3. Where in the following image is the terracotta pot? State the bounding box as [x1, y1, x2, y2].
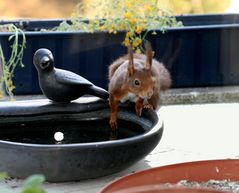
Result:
[101, 159, 239, 193]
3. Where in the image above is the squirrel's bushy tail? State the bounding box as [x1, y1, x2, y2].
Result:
[158, 63, 172, 91]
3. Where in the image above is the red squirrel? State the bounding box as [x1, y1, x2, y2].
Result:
[108, 42, 171, 130]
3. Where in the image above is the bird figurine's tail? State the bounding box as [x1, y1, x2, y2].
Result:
[88, 85, 109, 100]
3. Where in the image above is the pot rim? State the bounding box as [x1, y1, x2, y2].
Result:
[101, 159, 239, 193]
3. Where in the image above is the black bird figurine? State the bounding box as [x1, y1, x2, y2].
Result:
[33, 48, 109, 102]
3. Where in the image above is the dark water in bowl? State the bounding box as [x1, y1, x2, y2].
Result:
[0, 120, 146, 144]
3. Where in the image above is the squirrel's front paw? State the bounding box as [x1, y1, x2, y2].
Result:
[143, 104, 153, 109]
[110, 118, 118, 130]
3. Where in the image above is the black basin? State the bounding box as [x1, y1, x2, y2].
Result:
[0, 98, 163, 182]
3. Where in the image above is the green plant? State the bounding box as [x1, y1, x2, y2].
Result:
[0, 172, 9, 180]
[56, 0, 182, 52]
[22, 175, 46, 193]
[0, 173, 47, 193]
[0, 172, 12, 193]
[0, 24, 26, 99]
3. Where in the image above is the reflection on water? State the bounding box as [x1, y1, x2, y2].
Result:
[0, 120, 145, 144]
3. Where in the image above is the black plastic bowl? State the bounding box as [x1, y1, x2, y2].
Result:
[0, 98, 163, 182]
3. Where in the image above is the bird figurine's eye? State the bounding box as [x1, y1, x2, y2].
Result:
[134, 79, 141, 86]
[40, 61, 50, 69]
[40, 56, 51, 69]
[42, 61, 50, 67]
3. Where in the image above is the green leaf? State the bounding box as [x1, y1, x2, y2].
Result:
[22, 175, 46, 193]
[23, 174, 45, 187]
[22, 187, 46, 193]
[0, 172, 9, 180]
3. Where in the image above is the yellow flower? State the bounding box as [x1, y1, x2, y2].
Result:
[135, 26, 143, 34]
[126, 31, 133, 37]
[99, 25, 105, 31]
[129, 18, 137, 25]
[109, 26, 116, 33]
[124, 12, 133, 19]
[126, 2, 132, 8]
[132, 37, 142, 48]
[109, 29, 114, 33]
[123, 38, 131, 47]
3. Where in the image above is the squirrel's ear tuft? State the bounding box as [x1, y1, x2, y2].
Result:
[145, 41, 153, 70]
[128, 46, 134, 76]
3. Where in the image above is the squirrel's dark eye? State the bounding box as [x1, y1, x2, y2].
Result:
[134, 79, 140, 86]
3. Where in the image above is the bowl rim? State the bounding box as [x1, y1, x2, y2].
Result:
[0, 116, 162, 148]
[0, 98, 163, 148]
